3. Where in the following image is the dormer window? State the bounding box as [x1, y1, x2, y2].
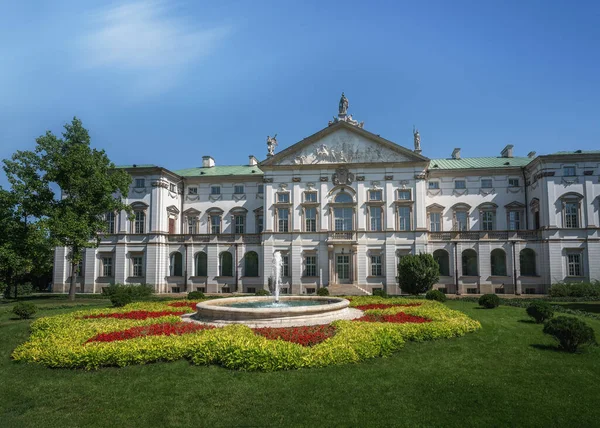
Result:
[397, 189, 411, 200]
[564, 166, 576, 177]
[135, 178, 145, 188]
[369, 190, 382, 201]
[277, 192, 290, 203]
[304, 191, 317, 203]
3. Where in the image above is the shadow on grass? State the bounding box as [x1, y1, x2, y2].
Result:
[559, 303, 600, 314]
[530, 344, 563, 352]
[518, 319, 537, 324]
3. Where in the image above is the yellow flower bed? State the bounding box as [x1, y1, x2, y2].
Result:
[12, 298, 480, 371]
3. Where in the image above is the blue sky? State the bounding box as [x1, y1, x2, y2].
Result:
[1, 0, 599, 186]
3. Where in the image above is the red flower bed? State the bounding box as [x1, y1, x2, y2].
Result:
[82, 310, 186, 320]
[86, 322, 213, 343]
[355, 312, 431, 324]
[168, 302, 200, 310]
[354, 303, 422, 311]
[252, 325, 336, 347]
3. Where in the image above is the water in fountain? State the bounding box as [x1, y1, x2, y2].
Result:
[271, 251, 283, 303]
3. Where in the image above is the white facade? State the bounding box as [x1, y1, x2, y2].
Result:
[53, 98, 600, 295]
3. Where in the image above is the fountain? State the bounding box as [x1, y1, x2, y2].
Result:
[185, 251, 363, 327]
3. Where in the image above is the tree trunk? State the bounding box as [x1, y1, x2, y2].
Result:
[68, 260, 77, 301]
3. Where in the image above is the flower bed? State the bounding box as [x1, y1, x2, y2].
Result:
[12, 297, 481, 371]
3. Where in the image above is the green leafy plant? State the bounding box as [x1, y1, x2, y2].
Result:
[12, 302, 37, 319]
[102, 284, 154, 301]
[526, 301, 554, 323]
[397, 253, 440, 295]
[425, 289, 447, 302]
[187, 291, 205, 300]
[549, 282, 600, 298]
[255, 289, 271, 296]
[110, 289, 133, 307]
[543, 316, 596, 353]
[3, 282, 33, 299]
[317, 287, 330, 296]
[478, 294, 500, 309]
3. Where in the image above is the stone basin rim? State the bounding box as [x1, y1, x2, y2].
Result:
[195, 296, 349, 316]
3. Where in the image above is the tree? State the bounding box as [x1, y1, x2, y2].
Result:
[397, 253, 440, 295]
[3, 118, 131, 300]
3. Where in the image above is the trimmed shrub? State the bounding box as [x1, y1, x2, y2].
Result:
[317, 287, 330, 296]
[110, 289, 133, 307]
[543, 316, 596, 353]
[255, 289, 271, 296]
[3, 283, 33, 299]
[102, 284, 154, 301]
[397, 253, 440, 295]
[12, 302, 37, 319]
[526, 301, 554, 323]
[425, 289, 447, 303]
[549, 282, 600, 298]
[187, 291, 205, 300]
[478, 294, 500, 309]
[372, 289, 388, 298]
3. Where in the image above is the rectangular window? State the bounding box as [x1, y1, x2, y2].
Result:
[455, 211, 468, 231]
[508, 211, 521, 230]
[371, 255, 382, 276]
[135, 178, 145, 188]
[168, 218, 176, 234]
[508, 178, 520, 187]
[211, 215, 221, 234]
[369, 190, 382, 201]
[282, 254, 289, 277]
[132, 256, 144, 277]
[429, 212, 441, 231]
[234, 215, 245, 234]
[370, 206, 382, 231]
[397, 190, 411, 200]
[210, 186, 221, 195]
[454, 180, 466, 189]
[565, 202, 579, 228]
[72, 259, 84, 277]
[169, 183, 176, 192]
[334, 207, 353, 231]
[482, 211, 495, 231]
[134, 211, 145, 234]
[564, 166, 576, 177]
[188, 187, 197, 195]
[304, 192, 317, 202]
[257, 184, 264, 194]
[567, 253, 582, 276]
[101, 257, 113, 277]
[256, 215, 263, 233]
[398, 206, 411, 231]
[187, 217, 198, 234]
[234, 185, 244, 194]
[106, 212, 115, 234]
[278, 208, 289, 232]
[277, 193, 290, 203]
[305, 255, 317, 277]
[305, 207, 317, 232]
[481, 179, 493, 188]
[428, 181, 440, 189]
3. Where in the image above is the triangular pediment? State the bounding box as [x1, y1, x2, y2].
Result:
[261, 121, 428, 166]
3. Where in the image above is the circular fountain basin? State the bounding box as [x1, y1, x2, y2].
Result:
[186, 296, 363, 328]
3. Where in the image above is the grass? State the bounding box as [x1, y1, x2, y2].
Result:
[1, 299, 599, 427]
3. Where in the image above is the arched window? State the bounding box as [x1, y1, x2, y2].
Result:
[520, 249, 536, 276]
[433, 249, 450, 276]
[490, 249, 507, 276]
[195, 252, 207, 276]
[219, 251, 233, 277]
[244, 251, 259, 277]
[462, 249, 478, 276]
[169, 252, 183, 276]
[334, 192, 353, 203]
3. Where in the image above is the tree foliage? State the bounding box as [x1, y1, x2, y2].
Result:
[397, 253, 440, 295]
[3, 118, 131, 300]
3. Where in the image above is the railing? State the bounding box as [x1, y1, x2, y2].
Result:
[428, 230, 541, 241]
[328, 231, 356, 241]
[167, 234, 261, 244]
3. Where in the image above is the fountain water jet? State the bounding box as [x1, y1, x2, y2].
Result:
[271, 251, 283, 302]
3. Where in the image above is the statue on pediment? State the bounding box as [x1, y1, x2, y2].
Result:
[339, 92, 349, 115]
[266, 134, 278, 156]
[413, 127, 421, 153]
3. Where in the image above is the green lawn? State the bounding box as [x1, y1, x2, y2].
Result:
[1, 299, 599, 428]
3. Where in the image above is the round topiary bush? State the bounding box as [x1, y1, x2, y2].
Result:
[425, 289, 447, 302]
[110, 289, 133, 307]
[255, 289, 271, 296]
[317, 287, 330, 296]
[187, 291, 205, 300]
[12, 302, 37, 319]
[543, 316, 596, 353]
[526, 301, 554, 324]
[478, 294, 500, 309]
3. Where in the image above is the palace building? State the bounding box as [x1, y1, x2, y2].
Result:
[52, 95, 600, 295]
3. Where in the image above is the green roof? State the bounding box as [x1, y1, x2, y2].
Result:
[115, 164, 158, 169]
[174, 165, 263, 177]
[551, 150, 600, 155]
[428, 157, 532, 170]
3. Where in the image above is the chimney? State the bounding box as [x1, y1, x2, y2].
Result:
[202, 156, 215, 168]
[501, 144, 514, 158]
[248, 155, 258, 166]
[527, 151, 536, 158]
[451, 148, 461, 160]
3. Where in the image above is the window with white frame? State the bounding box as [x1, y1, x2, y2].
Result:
[398, 206, 411, 231]
[305, 255, 317, 277]
[210, 186, 221, 195]
[305, 207, 317, 232]
[508, 210, 521, 230]
[234, 185, 244, 194]
[100, 256, 113, 277]
[370, 255, 382, 276]
[277, 192, 290, 203]
[277, 208, 289, 232]
[131, 254, 144, 277]
[257, 184, 264, 194]
[508, 178, 520, 187]
[454, 211, 469, 231]
[256, 213, 263, 233]
[210, 215, 221, 234]
[370, 206, 382, 231]
[188, 187, 198, 195]
[481, 211, 495, 231]
[369, 190, 382, 201]
[564, 202, 579, 228]
[187, 216, 198, 234]
[134, 211, 145, 234]
[282, 254, 289, 277]
[429, 212, 441, 231]
[428, 181, 440, 189]
[564, 166, 576, 177]
[106, 211, 115, 234]
[234, 215, 245, 234]
[135, 178, 145, 188]
[397, 189, 411, 200]
[567, 253, 582, 276]
[304, 191, 317, 202]
[454, 180, 466, 189]
[170, 183, 176, 192]
[481, 179, 493, 188]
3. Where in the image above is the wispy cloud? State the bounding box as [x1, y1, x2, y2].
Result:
[80, 1, 230, 95]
